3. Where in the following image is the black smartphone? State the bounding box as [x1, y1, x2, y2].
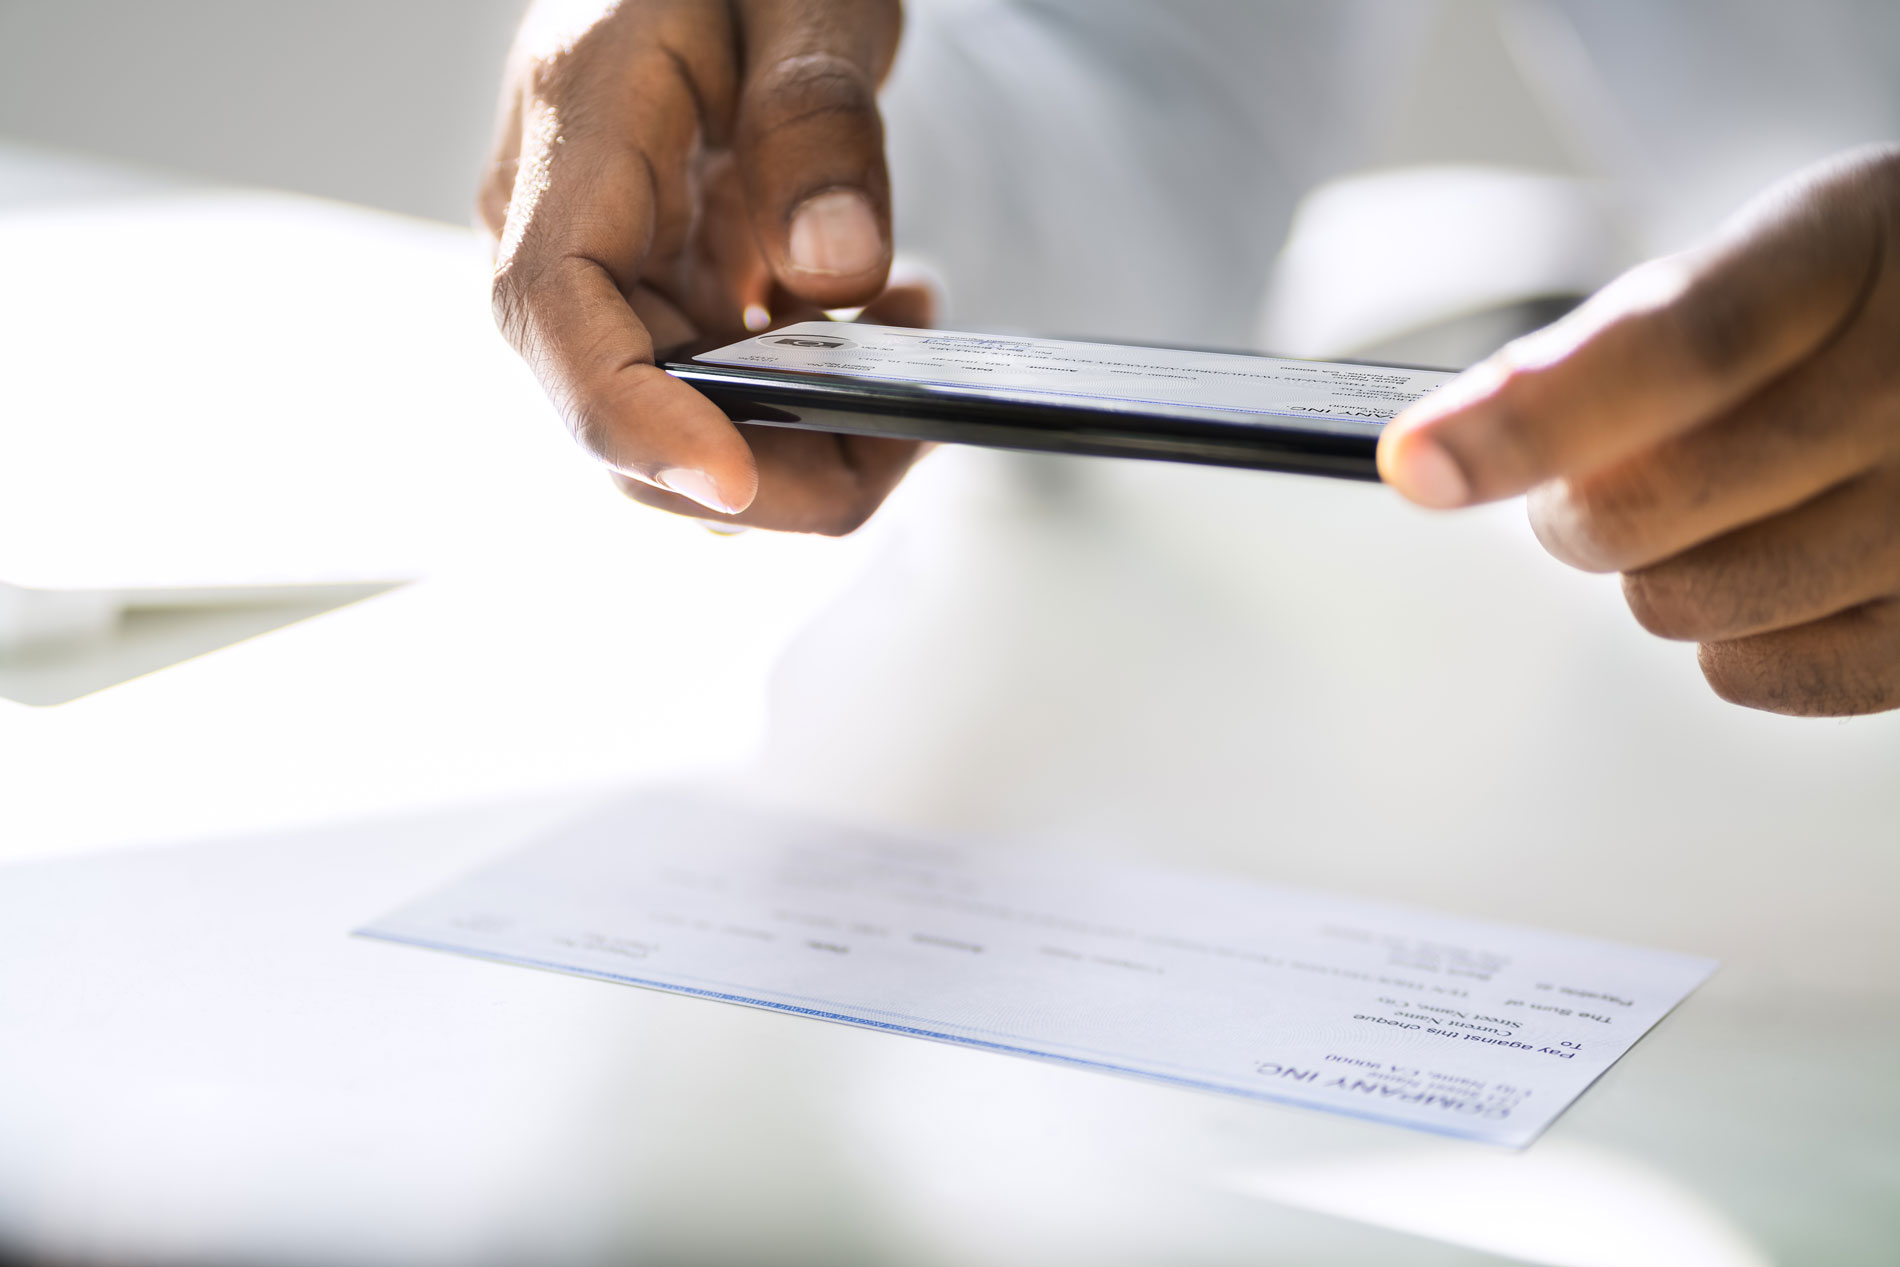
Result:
[662, 322, 1455, 481]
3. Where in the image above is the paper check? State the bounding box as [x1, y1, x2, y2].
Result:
[692, 322, 1457, 429]
[361, 792, 1714, 1146]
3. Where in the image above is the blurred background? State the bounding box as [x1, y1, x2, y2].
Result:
[2, 3, 1897, 1266]
[0, 0, 522, 221]
[0, 0, 1568, 223]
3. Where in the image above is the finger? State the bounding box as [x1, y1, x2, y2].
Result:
[1698, 598, 1900, 717]
[1528, 272, 1900, 573]
[493, 88, 756, 512]
[1619, 462, 1900, 643]
[627, 273, 935, 533]
[612, 428, 924, 535]
[627, 285, 701, 357]
[692, 150, 774, 328]
[1380, 147, 1897, 507]
[736, 0, 901, 309]
[506, 256, 758, 510]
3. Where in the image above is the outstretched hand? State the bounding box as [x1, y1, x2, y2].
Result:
[1380, 147, 1900, 716]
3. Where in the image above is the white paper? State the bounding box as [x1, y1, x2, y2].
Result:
[691, 323, 1456, 432]
[361, 792, 1715, 1147]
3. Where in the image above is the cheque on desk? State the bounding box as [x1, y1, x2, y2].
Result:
[361, 791, 1713, 1148]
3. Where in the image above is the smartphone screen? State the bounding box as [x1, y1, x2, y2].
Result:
[663, 322, 1456, 480]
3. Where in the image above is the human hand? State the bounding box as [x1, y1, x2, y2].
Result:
[1378, 146, 1900, 716]
[610, 273, 937, 533]
[481, 0, 921, 534]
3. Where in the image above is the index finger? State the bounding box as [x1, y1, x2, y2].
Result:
[490, 38, 757, 514]
[1378, 149, 1893, 507]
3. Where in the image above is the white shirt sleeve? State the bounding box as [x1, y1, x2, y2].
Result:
[880, 0, 1900, 340]
[880, 0, 1428, 346]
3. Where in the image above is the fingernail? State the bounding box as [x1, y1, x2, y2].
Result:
[788, 190, 883, 277]
[1387, 435, 1471, 508]
[656, 466, 736, 514]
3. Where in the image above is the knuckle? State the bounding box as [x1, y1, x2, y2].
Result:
[1626, 542, 1797, 642]
[488, 254, 579, 358]
[744, 53, 878, 139]
[566, 405, 618, 466]
[1697, 634, 1897, 717]
[523, 40, 595, 104]
[1622, 567, 1710, 640]
[488, 262, 550, 353]
[1697, 639, 1786, 711]
[1476, 362, 1560, 485]
[488, 266, 531, 346]
[1670, 278, 1765, 378]
[489, 262, 615, 461]
[1537, 468, 1669, 572]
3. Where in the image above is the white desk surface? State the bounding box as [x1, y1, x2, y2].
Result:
[1, 158, 1895, 1267]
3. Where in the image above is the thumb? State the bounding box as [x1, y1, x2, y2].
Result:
[735, 0, 901, 309]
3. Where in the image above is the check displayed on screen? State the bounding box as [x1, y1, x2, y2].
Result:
[361, 791, 1713, 1147]
[693, 322, 1457, 430]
